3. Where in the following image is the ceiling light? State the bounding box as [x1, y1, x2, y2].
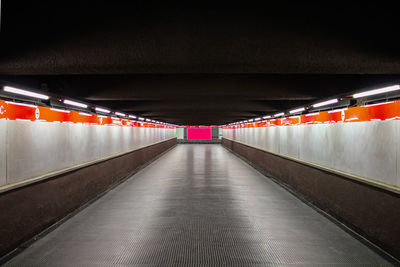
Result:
[3, 86, 49, 100]
[274, 112, 284, 117]
[95, 107, 110, 113]
[289, 107, 305, 114]
[353, 85, 400, 98]
[115, 112, 126, 117]
[313, 99, 338, 108]
[64, 100, 88, 108]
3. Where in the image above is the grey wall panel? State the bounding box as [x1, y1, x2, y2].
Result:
[279, 126, 300, 158]
[176, 128, 184, 139]
[5, 121, 175, 186]
[0, 120, 7, 187]
[223, 120, 399, 187]
[333, 121, 397, 186]
[7, 121, 72, 184]
[300, 124, 333, 168]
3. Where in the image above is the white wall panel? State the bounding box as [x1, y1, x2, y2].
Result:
[300, 124, 333, 168]
[263, 127, 280, 153]
[223, 120, 399, 187]
[279, 126, 300, 158]
[334, 121, 397, 186]
[5, 121, 175, 185]
[7, 121, 72, 184]
[0, 120, 7, 186]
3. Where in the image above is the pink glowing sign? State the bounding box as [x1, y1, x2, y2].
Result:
[187, 128, 211, 140]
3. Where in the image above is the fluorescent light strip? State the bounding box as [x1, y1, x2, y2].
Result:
[115, 112, 125, 117]
[274, 112, 284, 117]
[95, 107, 110, 113]
[364, 101, 394, 107]
[248, 119, 254, 122]
[353, 85, 400, 98]
[146, 119, 151, 122]
[346, 117, 359, 121]
[5, 101, 37, 108]
[386, 116, 400, 121]
[79, 112, 92, 117]
[4, 86, 49, 100]
[328, 108, 347, 113]
[64, 100, 87, 108]
[129, 115, 137, 119]
[313, 98, 338, 108]
[50, 108, 70, 113]
[254, 118, 261, 121]
[289, 107, 305, 114]
[306, 112, 319, 117]
[138, 117, 145, 121]
[262, 115, 271, 119]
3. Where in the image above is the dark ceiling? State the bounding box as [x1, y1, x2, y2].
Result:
[1, 2, 400, 125]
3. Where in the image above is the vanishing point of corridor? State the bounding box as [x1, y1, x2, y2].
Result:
[5, 145, 391, 266]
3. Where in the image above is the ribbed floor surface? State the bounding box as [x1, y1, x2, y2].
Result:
[5, 145, 393, 266]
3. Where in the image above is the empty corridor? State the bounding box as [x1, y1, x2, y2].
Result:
[5, 145, 392, 266]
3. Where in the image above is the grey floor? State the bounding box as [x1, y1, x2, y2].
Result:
[5, 145, 393, 266]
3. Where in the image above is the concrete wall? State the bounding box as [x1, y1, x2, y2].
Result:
[0, 121, 176, 187]
[223, 121, 400, 188]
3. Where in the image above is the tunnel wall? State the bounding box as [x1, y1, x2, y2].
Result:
[0, 120, 176, 259]
[0, 120, 176, 187]
[222, 122, 400, 259]
[223, 121, 400, 187]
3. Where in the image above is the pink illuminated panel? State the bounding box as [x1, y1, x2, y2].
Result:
[187, 128, 211, 140]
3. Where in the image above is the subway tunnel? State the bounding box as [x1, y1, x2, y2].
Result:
[0, 2, 400, 266]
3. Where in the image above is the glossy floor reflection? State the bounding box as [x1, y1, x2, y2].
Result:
[5, 145, 393, 266]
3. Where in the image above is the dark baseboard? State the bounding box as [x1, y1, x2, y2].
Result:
[0, 138, 177, 259]
[221, 138, 400, 261]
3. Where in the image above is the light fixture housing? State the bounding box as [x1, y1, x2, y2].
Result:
[115, 112, 126, 117]
[4, 86, 49, 100]
[353, 85, 400, 98]
[63, 100, 88, 108]
[289, 107, 305, 114]
[313, 99, 338, 108]
[274, 112, 284, 117]
[95, 107, 110, 113]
